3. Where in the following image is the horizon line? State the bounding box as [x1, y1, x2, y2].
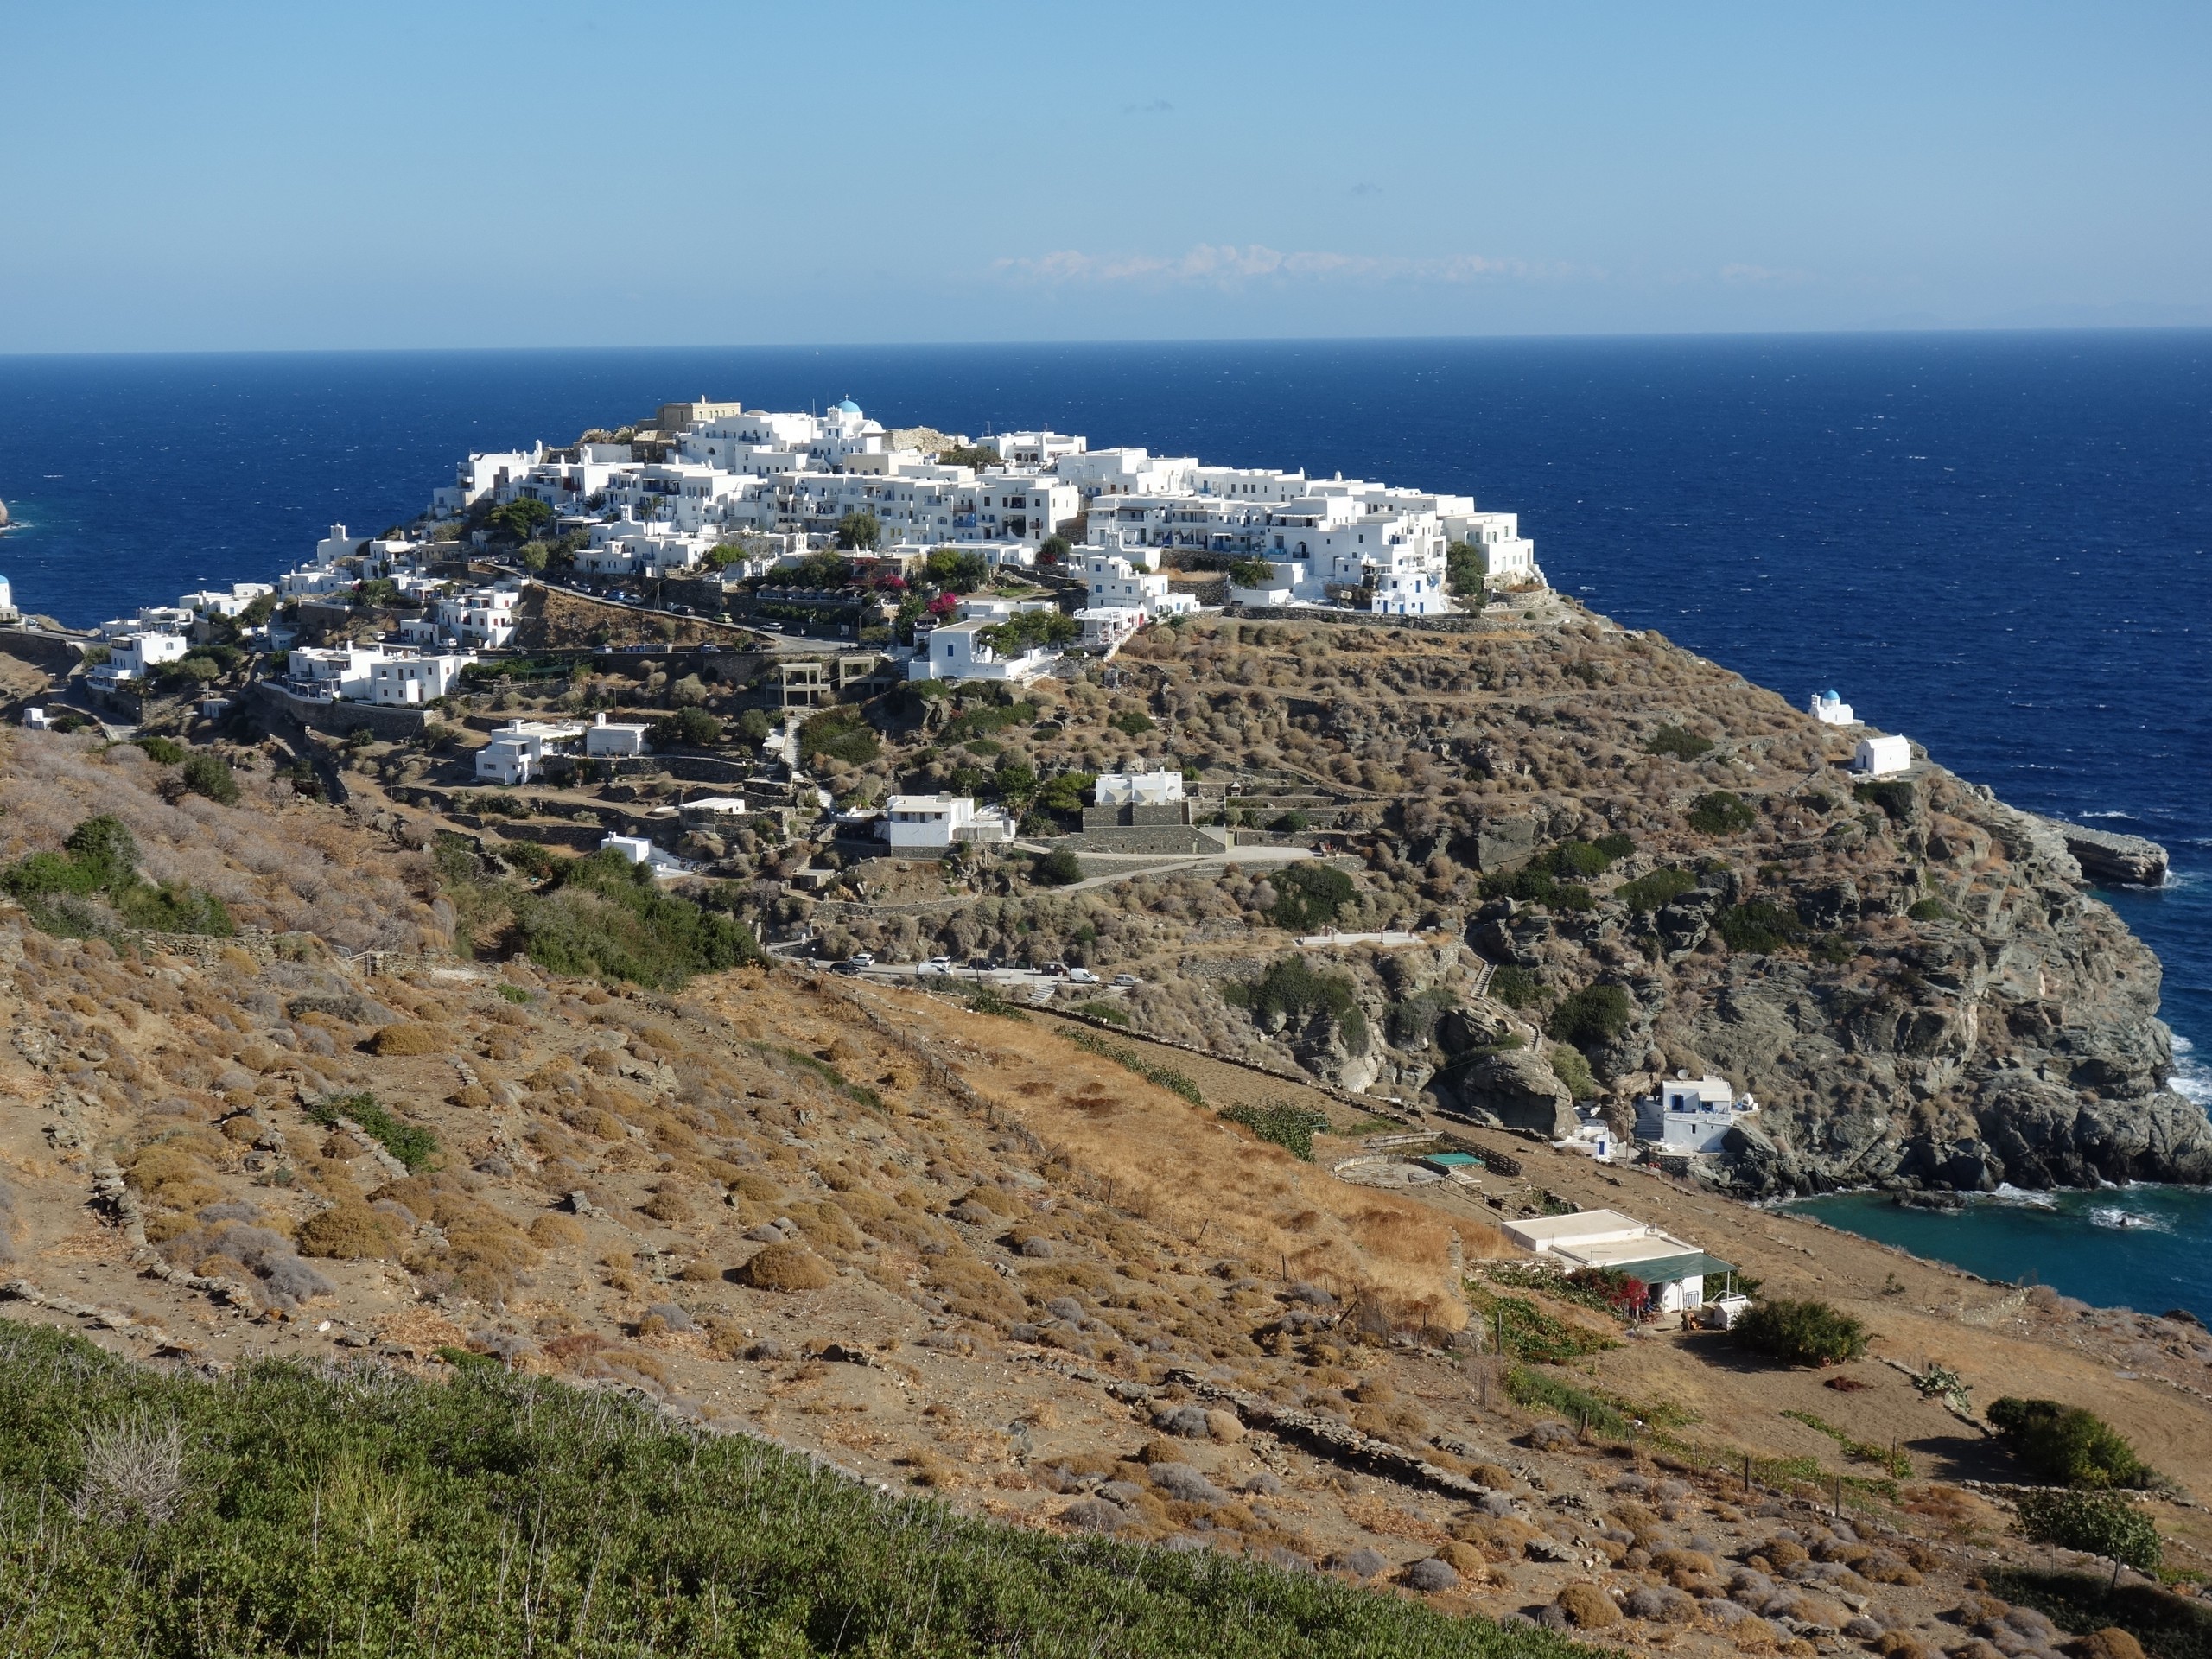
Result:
[4, 321, 2212, 364]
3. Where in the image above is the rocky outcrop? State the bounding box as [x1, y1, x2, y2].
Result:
[1675, 782, 2211, 1195]
[1433, 1047, 1576, 1137]
[2036, 817, 2169, 887]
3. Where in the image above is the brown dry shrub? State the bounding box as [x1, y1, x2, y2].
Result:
[900, 1448, 955, 1488]
[369, 1022, 445, 1057]
[641, 1188, 696, 1224]
[958, 1185, 1020, 1217]
[1873, 1635, 1932, 1659]
[528, 1213, 586, 1249]
[730, 1173, 784, 1204]
[449, 1084, 493, 1110]
[2067, 1633, 2145, 1659]
[1435, 1541, 1489, 1579]
[739, 1243, 833, 1292]
[581, 1048, 620, 1074]
[785, 1200, 860, 1251]
[296, 1203, 402, 1259]
[1758, 1536, 1809, 1568]
[1552, 1583, 1622, 1629]
[125, 1139, 226, 1213]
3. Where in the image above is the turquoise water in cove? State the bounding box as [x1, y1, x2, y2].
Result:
[0, 333, 2207, 1313]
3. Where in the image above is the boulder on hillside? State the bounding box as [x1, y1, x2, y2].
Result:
[1436, 1047, 1575, 1137]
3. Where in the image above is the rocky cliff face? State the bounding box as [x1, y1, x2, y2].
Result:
[1398, 769, 2209, 1196]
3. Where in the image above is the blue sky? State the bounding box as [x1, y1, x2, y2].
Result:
[2, 1, 2207, 351]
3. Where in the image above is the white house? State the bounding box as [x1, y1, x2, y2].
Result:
[474, 718, 583, 785]
[601, 834, 687, 877]
[1096, 770, 1185, 807]
[431, 448, 543, 517]
[94, 632, 189, 689]
[1074, 607, 1147, 655]
[285, 643, 390, 700]
[906, 619, 1057, 683]
[177, 582, 276, 619]
[1853, 734, 1912, 778]
[20, 706, 49, 730]
[1809, 690, 1856, 726]
[880, 794, 1016, 849]
[1447, 511, 1540, 588]
[982, 430, 1086, 467]
[0, 576, 15, 620]
[584, 711, 652, 756]
[365, 651, 473, 707]
[678, 796, 752, 826]
[1633, 1075, 1760, 1154]
[1227, 559, 1306, 607]
[1500, 1209, 1734, 1315]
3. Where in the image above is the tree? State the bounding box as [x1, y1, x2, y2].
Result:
[1547, 983, 1632, 1048]
[1038, 535, 1071, 566]
[1732, 1298, 1869, 1366]
[923, 547, 988, 593]
[1446, 541, 1488, 601]
[1687, 791, 1757, 836]
[483, 498, 554, 543]
[734, 709, 772, 745]
[518, 543, 550, 575]
[1031, 849, 1083, 886]
[1987, 1398, 2157, 1489]
[1228, 557, 1278, 588]
[835, 511, 880, 551]
[180, 753, 240, 805]
[651, 707, 724, 750]
[2015, 1490, 2162, 1589]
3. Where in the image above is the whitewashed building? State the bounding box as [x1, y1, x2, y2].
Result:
[1633, 1075, 1761, 1154]
[880, 794, 1016, 849]
[906, 619, 1058, 683]
[1809, 690, 1857, 727]
[1853, 734, 1912, 778]
[93, 632, 189, 689]
[366, 651, 473, 707]
[475, 719, 584, 785]
[1501, 1209, 1734, 1316]
[584, 712, 652, 756]
[1096, 770, 1185, 807]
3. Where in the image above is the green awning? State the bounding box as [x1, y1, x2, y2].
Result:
[1605, 1250, 1738, 1284]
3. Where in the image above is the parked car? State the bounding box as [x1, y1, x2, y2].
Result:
[1112, 973, 1141, 988]
[925, 955, 952, 972]
[699, 643, 720, 653]
[1066, 968, 1100, 985]
[849, 950, 874, 967]
[1041, 961, 1069, 977]
[831, 959, 863, 976]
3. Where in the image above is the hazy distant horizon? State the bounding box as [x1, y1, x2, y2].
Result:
[5, 319, 2212, 365]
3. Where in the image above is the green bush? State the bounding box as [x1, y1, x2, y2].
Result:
[922, 545, 988, 592]
[1228, 557, 1278, 588]
[132, 735, 187, 765]
[1269, 810, 1309, 834]
[652, 706, 724, 749]
[1546, 983, 1631, 1049]
[1031, 849, 1084, 886]
[513, 849, 760, 989]
[1713, 900, 1807, 954]
[798, 707, 880, 766]
[1388, 988, 1456, 1046]
[1227, 957, 1360, 1045]
[1, 815, 234, 940]
[1686, 791, 1756, 836]
[180, 753, 239, 804]
[1488, 965, 1547, 1009]
[1907, 897, 1956, 923]
[1446, 541, 1488, 600]
[0, 1319, 1590, 1659]
[1985, 1568, 2212, 1659]
[1548, 1045, 1598, 1101]
[2015, 1491, 2162, 1583]
[1478, 864, 1593, 912]
[1221, 1101, 1332, 1161]
[1266, 862, 1356, 931]
[1988, 1397, 2158, 1490]
[834, 510, 880, 551]
[1732, 1298, 1870, 1366]
[1614, 868, 1697, 912]
[1853, 779, 1916, 823]
[304, 1091, 439, 1173]
[1109, 709, 1155, 735]
[1646, 724, 1714, 760]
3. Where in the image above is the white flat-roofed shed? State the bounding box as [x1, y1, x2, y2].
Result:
[1853, 734, 1912, 778]
[1500, 1209, 1736, 1314]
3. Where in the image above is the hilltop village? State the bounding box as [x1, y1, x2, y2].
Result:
[1, 392, 2209, 1646]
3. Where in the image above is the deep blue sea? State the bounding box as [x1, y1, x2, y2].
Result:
[1, 334, 2207, 1313]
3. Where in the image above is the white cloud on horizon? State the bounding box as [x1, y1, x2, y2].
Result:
[993, 243, 1564, 289]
